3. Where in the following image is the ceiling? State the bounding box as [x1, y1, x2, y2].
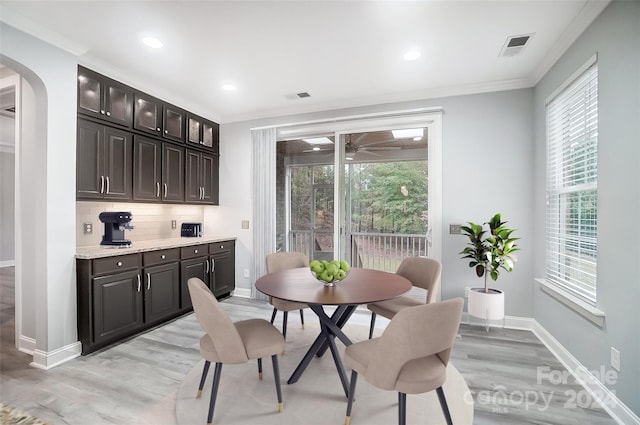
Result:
[0, 1, 609, 123]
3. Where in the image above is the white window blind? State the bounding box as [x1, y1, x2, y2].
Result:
[546, 59, 598, 304]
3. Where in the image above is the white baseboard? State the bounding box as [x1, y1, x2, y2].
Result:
[531, 322, 640, 425]
[232, 287, 252, 298]
[0, 260, 15, 268]
[30, 341, 82, 370]
[18, 334, 36, 354]
[460, 311, 638, 424]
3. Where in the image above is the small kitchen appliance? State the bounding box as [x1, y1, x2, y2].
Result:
[99, 211, 134, 247]
[181, 222, 202, 237]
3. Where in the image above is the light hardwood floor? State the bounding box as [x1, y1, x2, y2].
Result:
[0, 267, 617, 424]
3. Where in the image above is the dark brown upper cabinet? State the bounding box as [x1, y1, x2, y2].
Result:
[187, 114, 219, 154]
[134, 93, 186, 143]
[77, 118, 132, 200]
[132, 136, 185, 203]
[78, 66, 133, 128]
[185, 149, 219, 205]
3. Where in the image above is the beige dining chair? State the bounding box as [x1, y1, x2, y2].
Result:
[367, 256, 442, 339]
[344, 297, 464, 425]
[187, 278, 285, 425]
[266, 252, 309, 339]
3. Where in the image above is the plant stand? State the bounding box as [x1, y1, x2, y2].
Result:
[467, 288, 504, 331]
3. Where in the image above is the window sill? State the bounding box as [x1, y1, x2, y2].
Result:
[536, 278, 605, 327]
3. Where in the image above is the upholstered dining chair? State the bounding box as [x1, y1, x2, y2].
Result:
[187, 278, 285, 425]
[367, 256, 442, 339]
[344, 297, 464, 425]
[265, 251, 309, 339]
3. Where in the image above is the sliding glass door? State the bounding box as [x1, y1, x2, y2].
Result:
[275, 112, 442, 271]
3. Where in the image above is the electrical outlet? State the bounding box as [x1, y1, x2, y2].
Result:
[83, 222, 93, 234]
[171, 220, 176, 229]
[241, 220, 250, 229]
[450, 224, 462, 234]
[611, 347, 621, 372]
[243, 269, 250, 278]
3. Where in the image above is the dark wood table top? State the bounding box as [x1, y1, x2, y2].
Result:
[255, 267, 412, 305]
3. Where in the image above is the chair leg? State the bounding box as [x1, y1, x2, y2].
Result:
[345, 370, 358, 425]
[271, 355, 284, 413]
[300, 309, 305, 329]
[258, 357, 263, 380]
[398, 392, 407, 425]
[282, 311, 288, 340]
[436, 386, 454, 425]
[368, 312, 377, 339]
[197, 360, 211, 398]
[270, 307, 278, 324]
[207, 363, 223, 425]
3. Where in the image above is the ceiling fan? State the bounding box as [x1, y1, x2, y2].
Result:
[344, 133, 401, 157]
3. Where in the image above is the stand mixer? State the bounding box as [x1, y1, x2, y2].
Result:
[99, 211, 134, 247]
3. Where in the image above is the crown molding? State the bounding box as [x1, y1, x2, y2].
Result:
[530, 0, 611, 85]
[0, 5, 88, 56]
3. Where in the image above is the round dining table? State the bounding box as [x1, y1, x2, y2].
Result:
[255, 267, 412, 397]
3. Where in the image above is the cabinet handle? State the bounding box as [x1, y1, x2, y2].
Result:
[157, 127, 161, 131]
[137, 274, 141, 292]
[106, 176, 110, 194]
[205, 258, 209, 273]
[156, 182, 160, 198]
[100, 176, 105, 194]
[117, 261, 123, 267]
[164, 129, 168, 134]
[161, 254, 166, 260]
[147, 273, 151, 290]
[106, 111, 111, 116]
[100, 109, 105, 115]
[211, 258, 215, 272]
[194, 249, 198, 254]
[164, 183, 167, 198]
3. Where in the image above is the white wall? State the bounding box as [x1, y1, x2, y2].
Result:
[211, 88, 535, 315]
[1, 23, 78, 361]
[532, 1, 640, 415]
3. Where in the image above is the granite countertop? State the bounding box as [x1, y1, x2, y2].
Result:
[76, 235, 237, 259]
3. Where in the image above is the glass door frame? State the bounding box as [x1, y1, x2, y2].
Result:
[278, 109, 443, 263]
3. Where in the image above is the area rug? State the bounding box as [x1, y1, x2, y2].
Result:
[176, 323, 474, 425]
[0, 403, 48, 425]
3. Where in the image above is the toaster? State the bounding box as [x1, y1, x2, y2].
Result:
[181, 222, 202, 237]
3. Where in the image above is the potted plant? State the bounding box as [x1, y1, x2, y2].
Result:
[459, 213, 519, 325]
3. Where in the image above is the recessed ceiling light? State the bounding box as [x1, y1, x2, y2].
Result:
[392, 128, 424, 139]
[303, 137, 333, 145]
[221, 83, 237, 91]
[403, 50, 421, 61]
[142, 36, 163, 49]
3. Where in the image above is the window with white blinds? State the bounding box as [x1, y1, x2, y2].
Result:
[545, 57, 598, 304]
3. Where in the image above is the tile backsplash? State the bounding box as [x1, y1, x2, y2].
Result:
[77, 201, 205, 247]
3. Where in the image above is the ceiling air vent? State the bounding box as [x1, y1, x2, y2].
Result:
[296, 92, 311, 98]
[499, 33, 533, 57]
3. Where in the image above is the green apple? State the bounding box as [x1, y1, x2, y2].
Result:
[335, 269, 346, 280]
[326, 264, 338, 275]
[319, 269, 334, 283]
[339, 260, 350, 272]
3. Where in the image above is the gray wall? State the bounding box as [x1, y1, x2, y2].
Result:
[532, 1, 640, 414]
[210, 87, 535, 317]
[0, 150, 14, 263]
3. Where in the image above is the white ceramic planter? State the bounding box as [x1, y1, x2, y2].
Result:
[468, 288, 505, 321]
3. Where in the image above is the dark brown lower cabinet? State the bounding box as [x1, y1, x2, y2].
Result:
[92, 270, 143, 345]
[144, 262, 180, 324]
[210, 240, 235, 297]
[77, 241, 235, 354]
[179, 256, 209, 310]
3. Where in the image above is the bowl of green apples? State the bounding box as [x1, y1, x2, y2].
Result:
[309, 259, 351, 287]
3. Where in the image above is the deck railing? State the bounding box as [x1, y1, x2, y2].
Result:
[289, 230, 428, 273]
